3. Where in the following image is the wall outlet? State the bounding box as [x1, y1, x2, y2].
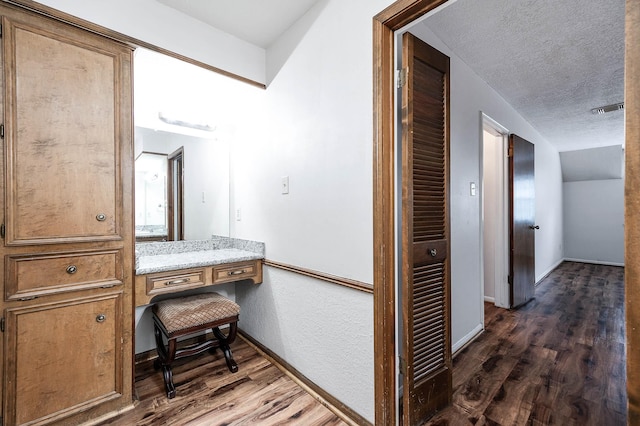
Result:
[282, 176, 289, 194]
[236, 208, 241, 221]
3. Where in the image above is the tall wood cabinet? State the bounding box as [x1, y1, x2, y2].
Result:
[0, 3, 134, 425]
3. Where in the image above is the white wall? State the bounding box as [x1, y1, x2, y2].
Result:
[232, 1, 391, 421]
[35, 0, 265, 83]
[563, 179, 624, 265]
[407, 24, 564, 350]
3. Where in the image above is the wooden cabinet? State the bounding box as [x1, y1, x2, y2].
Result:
[136, 259, 263, 307]
[0, 4, 134, 426]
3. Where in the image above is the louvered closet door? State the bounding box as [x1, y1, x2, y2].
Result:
[401, 32, 451, 426]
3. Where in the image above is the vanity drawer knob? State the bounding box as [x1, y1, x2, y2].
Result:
[66, 265, 77, 274]
[96, 213, 106, 222]
[96, 314, 106, 323]
[227, 269, 246, 276]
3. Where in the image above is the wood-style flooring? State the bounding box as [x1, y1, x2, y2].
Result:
[100, 261, 624, 425]
[99, 337, 347, 426]
[425, 261, 626, 425]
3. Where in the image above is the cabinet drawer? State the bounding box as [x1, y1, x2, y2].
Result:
[6, 250, 122, 300]
[146, 269, 206, 296]
[212, 260, 261, 284]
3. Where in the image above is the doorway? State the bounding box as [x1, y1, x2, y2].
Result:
[481, 115, 509, 309]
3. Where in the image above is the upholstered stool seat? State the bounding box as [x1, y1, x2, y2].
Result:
[152, 292, 240, 398]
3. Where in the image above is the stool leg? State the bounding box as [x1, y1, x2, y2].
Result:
[161, 365, 176, 399]
[213, 324, 238, 373]
[153, 322, 179, 398]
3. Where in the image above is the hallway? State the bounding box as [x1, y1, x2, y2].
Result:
[426, 261, 626, 425]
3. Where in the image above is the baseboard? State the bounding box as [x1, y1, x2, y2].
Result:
[535, 258, 564, 284]
[483, 296, 495, 303]
[452, 323, 484, 355]
[563, 258, 625, 267]
[238, 330, 371, 426]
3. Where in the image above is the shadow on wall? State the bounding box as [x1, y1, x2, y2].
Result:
[266, 0, 330, 85]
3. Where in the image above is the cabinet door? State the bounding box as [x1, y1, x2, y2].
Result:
[2, 13, 129, 245]
[4, 292, 123, 425]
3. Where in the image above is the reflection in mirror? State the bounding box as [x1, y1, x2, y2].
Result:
[135, 152, 168, 241]
[134, 48, 234, 240]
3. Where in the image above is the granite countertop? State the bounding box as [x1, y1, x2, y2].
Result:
[135, 237, 265, 275]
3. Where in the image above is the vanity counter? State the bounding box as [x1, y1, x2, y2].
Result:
[136, 248, 263, 275]
[135, 237, 264, 306]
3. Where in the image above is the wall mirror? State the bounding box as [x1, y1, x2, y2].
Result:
[134, 48, 234, 241]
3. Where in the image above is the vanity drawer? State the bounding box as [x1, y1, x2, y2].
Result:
[6, 250, 122, 300]
[212, 260, 261, 284]
[146, 268, 206, 296]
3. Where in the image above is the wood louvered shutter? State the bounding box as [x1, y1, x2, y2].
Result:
[401, 32, 451, 426]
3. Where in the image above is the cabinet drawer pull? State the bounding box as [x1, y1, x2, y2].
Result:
[66, 265, 77, 274]
[227, 269, 247, 276]
[18, 296, 38, 301]
[96, 314, 106, 323]
[165, 278, 190, 286]
[96, 213, 107, 222]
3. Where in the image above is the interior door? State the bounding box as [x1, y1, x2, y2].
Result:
[400, 32, 451, 425]
[508, 134, 536, 308]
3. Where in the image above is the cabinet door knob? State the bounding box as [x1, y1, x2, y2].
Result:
[96, 213, 106, 222]
[96, 314, 106, 323]
[66, 265, 77, 274]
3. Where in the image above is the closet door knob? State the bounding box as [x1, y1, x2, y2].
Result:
[429, 248, 437, 257]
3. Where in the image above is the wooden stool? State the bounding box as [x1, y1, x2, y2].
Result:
[152, 292, 240, 399]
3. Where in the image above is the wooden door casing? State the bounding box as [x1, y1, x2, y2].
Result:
[508, 134, 536, 308]
[401, 32, 451, 426]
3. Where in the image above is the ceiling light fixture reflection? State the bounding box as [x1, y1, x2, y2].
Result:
[158, 112, 216, 132]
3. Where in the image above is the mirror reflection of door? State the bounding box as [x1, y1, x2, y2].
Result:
[167, 147, 184, 241]
[135, 152, 168, 241]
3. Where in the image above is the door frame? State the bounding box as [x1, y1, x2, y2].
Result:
[373, 2, 450, 425]
[481, 113, 510, 310]
[375, 1, 637, 424]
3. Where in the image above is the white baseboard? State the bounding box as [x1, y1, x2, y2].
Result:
[536, 258, 564, 284]
[452, 323, 483, 355]
[563, 258, 625, 267]
[483, 296, 495, 303]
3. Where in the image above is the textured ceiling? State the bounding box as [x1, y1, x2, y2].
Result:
[154, 0, 624, 154]
[423, 0, 625, 152]
[156, 0, 321, 48]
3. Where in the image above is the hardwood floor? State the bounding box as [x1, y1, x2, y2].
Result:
[425, 261, 626, 425]
[99, 337, 347, 426]
[100, 261, 624, 425]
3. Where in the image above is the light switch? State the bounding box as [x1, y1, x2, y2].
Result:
[236, 208, 241, 221]
[282, 176, 289, 194]
[470, 182, 477, 196]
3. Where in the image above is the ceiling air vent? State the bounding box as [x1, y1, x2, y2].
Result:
[591, 102, 624, 114]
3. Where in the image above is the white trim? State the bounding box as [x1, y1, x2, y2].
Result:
[452, 323, 484, 354]
[484, 296, 495, 303]
[535, 257, 564, 284]
[481, 113, 510, 310]
[563, 258, 625, 267]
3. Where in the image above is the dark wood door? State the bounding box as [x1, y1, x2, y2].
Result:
[400, 32, 451, 425]
[508, 134, 536, 308]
